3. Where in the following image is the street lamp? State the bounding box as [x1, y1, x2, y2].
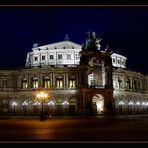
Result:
[36, 91, 48, 121]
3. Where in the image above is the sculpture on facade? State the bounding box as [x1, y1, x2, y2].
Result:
[82, 31, 102, 51]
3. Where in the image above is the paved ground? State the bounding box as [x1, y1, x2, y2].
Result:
[0, 115, 148, 143]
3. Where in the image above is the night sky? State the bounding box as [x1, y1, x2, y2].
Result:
[0, 7, 148, 74]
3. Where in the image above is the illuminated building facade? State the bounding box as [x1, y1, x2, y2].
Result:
[0, 33, 148, 116]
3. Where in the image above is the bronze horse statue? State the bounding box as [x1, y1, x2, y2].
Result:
[82, 31, 101, 52]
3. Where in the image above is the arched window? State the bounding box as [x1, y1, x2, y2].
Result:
[32, 77, 38, 88]
[126, 78, 130, 89]
[2, 79, 7, 88]
[43, 76, 50, 88]
[69, 75, 76, 88]
[56, 76, 63, 88]
[22, 78, 28, 89]
[88, 73, 96, 87]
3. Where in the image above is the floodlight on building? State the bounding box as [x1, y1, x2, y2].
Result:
[62, 101, 69, 105]
[33, 101, 40, 106]
[128, 101, 134, 105]
[12, 102, 17, 106]
[136, 101, 140, 105]
[22, 101, 28, 106]
[119, 101, 124, 105]
[48, 101, 55, 105]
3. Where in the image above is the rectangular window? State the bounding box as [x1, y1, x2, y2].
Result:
[42, 55, 46, 60]
[75, 53, 79, 59]
[58, 54, 62, 59]
[112, 58, 115, 63]
[67, 54, 71, 59]
[56, 80, 63, 88]
[69, 80, 76, 88]
[50, 55, 54, 59]
[34, 56, 38, 61]
[118, 59, 120, 64]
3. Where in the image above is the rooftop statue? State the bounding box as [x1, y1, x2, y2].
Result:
[33, 43, 38, 48]
[82, 31, 102, 52]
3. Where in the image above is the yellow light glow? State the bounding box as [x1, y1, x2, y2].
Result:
[36, 91, 48, 101]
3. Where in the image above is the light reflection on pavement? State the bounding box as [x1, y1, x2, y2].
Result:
[0, 115, 148, 142]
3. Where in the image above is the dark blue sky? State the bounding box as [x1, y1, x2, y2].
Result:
[0, 7, 148, 74]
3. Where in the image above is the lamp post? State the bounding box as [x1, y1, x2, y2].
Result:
[36, 91, 48, 121]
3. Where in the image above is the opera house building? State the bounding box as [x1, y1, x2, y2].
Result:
[0, 32, 148, 116]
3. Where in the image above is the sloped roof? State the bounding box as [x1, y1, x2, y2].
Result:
[32, 40, 82, 51]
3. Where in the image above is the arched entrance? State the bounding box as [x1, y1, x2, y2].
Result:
[92, 94, 104, 114]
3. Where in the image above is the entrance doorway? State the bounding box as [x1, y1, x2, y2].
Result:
[92, 94, 104, 114]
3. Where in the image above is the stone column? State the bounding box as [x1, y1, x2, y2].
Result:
[130, 76, 132, 90]
[38, 73, 41, 88]
[63, 73, 66, 89]
[65, 73, 68, 89]
[28, 73, 31, 90]
[123, 74, 125, 89]
[52, 73, 55, 89]
[40, 73, 43, 88]
[50, 73, 52, 89]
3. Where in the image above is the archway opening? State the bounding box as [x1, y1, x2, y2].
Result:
[92, 94, 104, 114]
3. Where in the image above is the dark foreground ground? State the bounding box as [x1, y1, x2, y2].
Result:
[0, 115, 148, 143]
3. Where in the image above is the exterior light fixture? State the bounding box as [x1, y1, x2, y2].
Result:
[22, 101, 28, 106]
[48, 101, 54, 105]
[119, 101, 124, 105]
[136, 101, 140, 105]
[128, 101, 134, 105]
[33, 101, 40, 106]
[62, 101, 69, 105]
[36, 91, 48, 121]
[12, 102, 17, 106]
